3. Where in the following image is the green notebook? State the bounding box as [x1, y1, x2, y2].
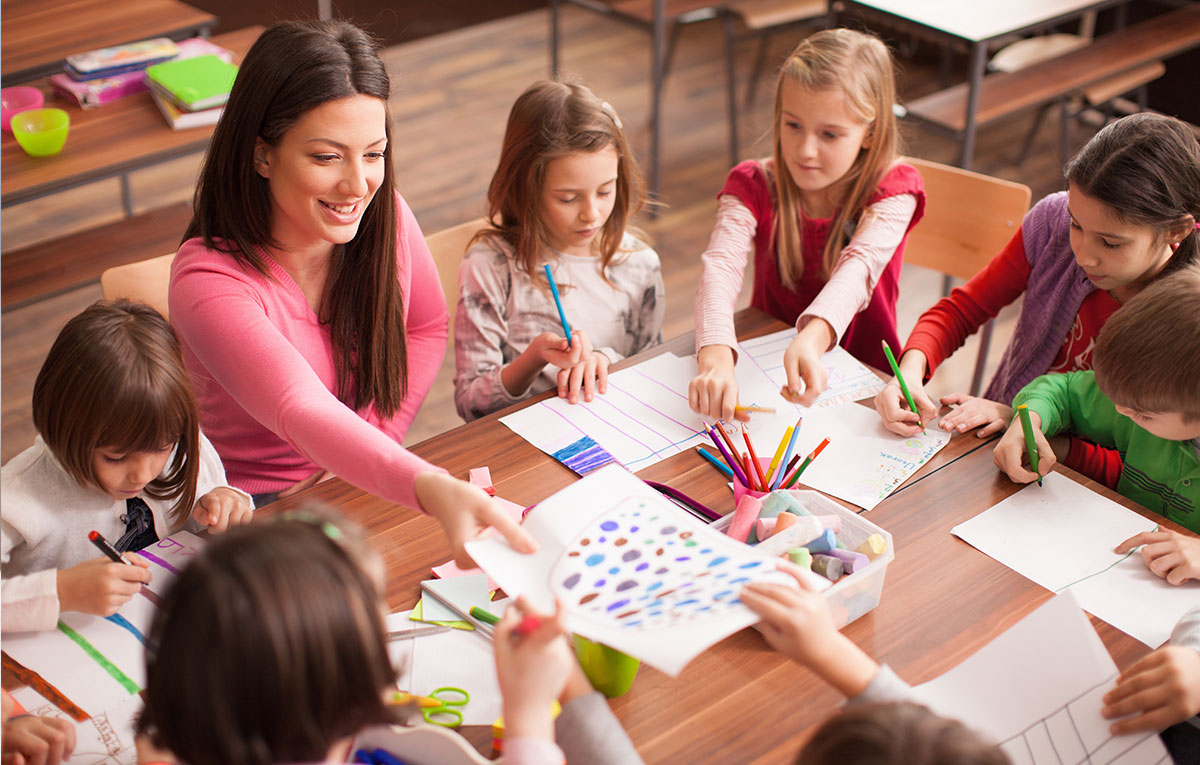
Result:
[145, 54, 237, 112]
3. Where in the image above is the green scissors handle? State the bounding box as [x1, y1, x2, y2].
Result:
[423, 686, 469, 728]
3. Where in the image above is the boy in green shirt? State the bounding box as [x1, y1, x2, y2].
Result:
[993, 265, 1200, 580]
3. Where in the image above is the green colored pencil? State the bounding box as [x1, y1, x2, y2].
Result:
[882, 340, 924, 434]
[1017, 404, 1042, 487]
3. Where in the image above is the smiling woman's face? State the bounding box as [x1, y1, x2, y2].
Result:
[255, 94, 388, 255]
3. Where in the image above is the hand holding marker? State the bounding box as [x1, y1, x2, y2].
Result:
[882, 340, 924, 434]
[1017, 404, 1043, 487]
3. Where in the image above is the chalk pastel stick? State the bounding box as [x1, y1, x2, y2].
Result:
[771, 511, 798, 538]
[815, 514, 841, 533]
[802, 528, 837, 554]
[755, 516, 821, 557]
[726, 494, 762, 543]
[855, 534, 887, 559]
[825, 548, 870, 574]
[811, 554, 844, 582]
[760, 490, 810, 520]
[755, 517, 777, 541]
[788, 547, 813, 569]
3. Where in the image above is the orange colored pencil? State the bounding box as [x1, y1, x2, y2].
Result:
[743, 429, 768, 490]
[740, 451, 757, 490]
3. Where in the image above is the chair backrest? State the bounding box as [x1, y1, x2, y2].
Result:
[100, 252, 176, 319]
[903, 157, 1032, 282]
[425, 218, 487, 345]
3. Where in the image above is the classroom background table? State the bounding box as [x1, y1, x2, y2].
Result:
[0, 25, 261, 216]
[1, 0, 217, 87]
[261, 308, 1167, 763]
[838, 0, 1126, 169]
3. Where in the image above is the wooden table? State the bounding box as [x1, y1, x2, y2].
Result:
[1, 0, 217, 87]
[259, 308, 1165, 763]
[0, 25, 260, 215]
[838, 0, 1126, 169]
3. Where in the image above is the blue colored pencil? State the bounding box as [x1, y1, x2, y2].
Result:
[543, 264, 573, 346]
[772, 417, 803, 489]
[703, 423, 749, 488]
[696, 446, 733, 478]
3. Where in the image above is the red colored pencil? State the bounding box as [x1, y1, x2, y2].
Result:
[743, 429, 768, 490]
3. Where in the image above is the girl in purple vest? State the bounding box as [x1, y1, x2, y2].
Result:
[875, 115, 1199, 486]
[690, 28, 925, 422]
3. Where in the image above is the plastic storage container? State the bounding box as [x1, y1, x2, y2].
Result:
[712, 488, 893, 628]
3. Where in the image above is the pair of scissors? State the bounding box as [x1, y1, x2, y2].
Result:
[389, 687, 470, 727]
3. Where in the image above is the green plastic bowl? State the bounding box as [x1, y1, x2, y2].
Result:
[12, 108, 69, 157]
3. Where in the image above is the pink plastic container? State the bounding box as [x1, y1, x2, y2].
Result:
[1, 86, 44, 133]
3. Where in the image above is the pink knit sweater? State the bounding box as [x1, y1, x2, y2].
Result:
[169, 192, 448, 510]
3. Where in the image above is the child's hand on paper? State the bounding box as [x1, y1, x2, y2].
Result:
[556, 344, 610, 405]
[192, 486, 253, 533]
[1102, 645, 1200, 734]
[56, 555, 151, 616]
[2, 700, 76, 765]
[740, 561, 879, 698]
[1114, 530, 1200, 585]
[780, 321, 832, 407]
[874, 379, 938, 437]
[494, 597, 574, 742]
[937, 394, 1010, 438]
[415, 471, 537, 568]
[689, 344, 746, 423]
[992, 410, 1056, 484]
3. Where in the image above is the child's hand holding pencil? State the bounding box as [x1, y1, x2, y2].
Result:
[992, 406, 1057, 485]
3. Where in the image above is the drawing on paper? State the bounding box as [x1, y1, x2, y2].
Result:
[552, 496, 772, 630]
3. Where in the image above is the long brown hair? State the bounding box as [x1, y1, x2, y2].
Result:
[140, 509, 395, 765]
[32, 300, 201, 525]
[1065, 113, 1200, 279]
[474, 79, 646, 286]
[771, 28, 900, 286]
[184, 20, 408, 415]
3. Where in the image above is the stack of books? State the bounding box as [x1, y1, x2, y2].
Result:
[144, 54, 238, 130]
[50, 37, 235, 111]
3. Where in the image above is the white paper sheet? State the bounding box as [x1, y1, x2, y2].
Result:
[784, 402, 951, 510]
[9, 688, 142, 765]
[912, 593, 1169, 765]
[387, 610, 503, 726]
[499, 328, 884, 474]
[1, 532, 203, 718]
[952, 472, 1200, 647]
[417, 574, 492, 623]
[464, 465, 816, 676]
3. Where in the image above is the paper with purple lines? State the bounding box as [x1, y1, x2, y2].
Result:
[2, 531, 203, 721]
[499, 328, 885, 475]
[466, 465, 816, 675]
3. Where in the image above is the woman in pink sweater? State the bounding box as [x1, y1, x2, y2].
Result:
[168, 20, 533, 564]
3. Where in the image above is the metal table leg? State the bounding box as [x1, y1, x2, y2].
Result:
[959, 40, 988, 170]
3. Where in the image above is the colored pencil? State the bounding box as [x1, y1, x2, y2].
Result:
[881, 340, 924, 434]
[773, 418, 803, 489]
[743, 429, 768, 490]
[543, 264, 573, 346]
[741, 451, 757, 490]
[1017, 404, 1043, 487]
[714, 422, 749, 478]
[387, 624, 454, 641]
[469, 606, 501, 625]
[703, 423, 749, 488]
[734, 405, 776, 414]
[784, 437, 831, 488]
[763, 425, 793, 488]
[696, 445, 733, 478]
[775, 452, 803, 487]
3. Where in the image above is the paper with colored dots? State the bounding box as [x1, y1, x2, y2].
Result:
[465, 465, 823, 675]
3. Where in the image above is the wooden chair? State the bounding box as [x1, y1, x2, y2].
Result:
[425, 218, 487, 346]
[722, 0, 828, 158]
[903, 157, 1032, 396]
[99, 252, 176, 319]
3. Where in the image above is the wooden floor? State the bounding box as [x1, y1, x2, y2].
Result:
[1, 7, 1102, 463]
